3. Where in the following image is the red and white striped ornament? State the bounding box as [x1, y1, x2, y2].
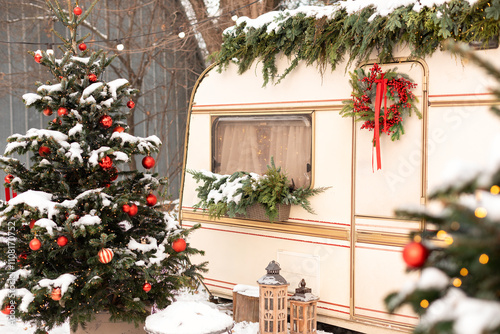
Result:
[98, 248, 114, 264]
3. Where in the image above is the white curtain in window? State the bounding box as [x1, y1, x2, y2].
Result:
[215, 116, 311, 188]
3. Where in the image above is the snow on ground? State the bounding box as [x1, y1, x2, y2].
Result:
[0, 313, 69, 334]
[0, 290, 334, 334]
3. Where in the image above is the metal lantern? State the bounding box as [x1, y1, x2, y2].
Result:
[257, 260, 290, 334]
[289, 279, 319, 334]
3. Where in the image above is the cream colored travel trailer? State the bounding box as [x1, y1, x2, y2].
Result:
[179, 44, 500, 333]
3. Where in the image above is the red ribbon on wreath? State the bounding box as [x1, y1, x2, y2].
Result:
[373, 74, 388, 171]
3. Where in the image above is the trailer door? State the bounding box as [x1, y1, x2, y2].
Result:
[352, 60, 428, 327]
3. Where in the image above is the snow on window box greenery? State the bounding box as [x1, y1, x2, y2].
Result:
[188, 160, 328, 222]
[215, 0, 500, 85]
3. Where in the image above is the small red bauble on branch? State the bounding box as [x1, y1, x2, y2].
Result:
[4, 174, 13, 184]
[113, 126, 125, 133]
[98, 248, 114, 264]
[146, 194, 157, 206]
[122, 204, 130, 213]
[143, 283, 152, 292]
[57, 236, 68, 247]
[38, 146, 51, 157]
[402, 241, 429, 268]
[142, 156, 155, 169]
[88, 73, 97, 83]
[128, 204, 138, 216]
[30, 219, 36, 229]
[78, 43, 87, 51]
[34, 54, 42, 63]
[57, 107, 68, 116]
[126, 100, 135, 109]
[99, 115, 113, 128]
[51, 287, 62, 301]
[43, 107, 53, 116]
[1, 305, 11, 315]
[99, 156, 113, 170]
[172, 238, 186, 252]
[30, 238, 41, 251]
[73, 6, 82, 15]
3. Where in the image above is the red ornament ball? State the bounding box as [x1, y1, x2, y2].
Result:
[172, 238, 186, 252]
[122, 204, 130, 213]
[57, 236, 68, 247]
[126, 100, 135, 109]
[113, 126, 125, 133]
[402, 241, 429, 268]
[88, 73, 97, 83]
[98, 248, 114, 264]
[73, 6, 82, 15]
[146, 194, 157, 206]
[38, 146, 51, 157]
[143, 283, 152, 292]
[43, 107, 53, 116]
[57, 107, 68, 116]
[99, 115, 113, 128]
[128, 204, 138, 216]
[99, 156, 113, 170]
[29, 238, 41, 251]
[4, 174, 13, 184]
[34, 54, 42, 63]
[78, 43, 87, 51]
[142, 156, 155, 169]
[51, 287, 62, 301]
[1, 305, 11, 315]
[52, 118, 62, 125]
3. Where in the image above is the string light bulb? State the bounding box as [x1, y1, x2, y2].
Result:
[116, 42, 124, 51]
[491, 185, 500, 195]
[475, 207, 487, 218]
[479, 253, 489, 264]
[178, 31, 186, 39]
[232, 14, 238, 21]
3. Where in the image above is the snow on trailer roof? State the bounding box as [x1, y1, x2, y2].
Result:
[224, 0, 480, 35]
[217, 0, 494, 85]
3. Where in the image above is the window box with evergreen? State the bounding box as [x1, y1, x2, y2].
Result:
[188, 160, 328, 222]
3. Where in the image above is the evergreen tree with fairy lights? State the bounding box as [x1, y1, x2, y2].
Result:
[0, 1, 205, 333]
[385, 42, 500, 334]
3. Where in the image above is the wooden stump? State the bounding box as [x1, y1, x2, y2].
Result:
[232, 285, 259, 323]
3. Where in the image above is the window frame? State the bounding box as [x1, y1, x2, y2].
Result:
[210, 111, 316, 189]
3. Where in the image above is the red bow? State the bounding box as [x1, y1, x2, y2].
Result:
[373, 74, 388, 171]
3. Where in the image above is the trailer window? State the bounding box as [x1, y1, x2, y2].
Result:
[212, 115, 312, 188]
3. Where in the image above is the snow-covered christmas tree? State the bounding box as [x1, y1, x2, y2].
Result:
[385, 43, 500, 334]
[0, 1, 205, 333]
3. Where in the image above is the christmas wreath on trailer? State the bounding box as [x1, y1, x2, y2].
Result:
[340, 63, 421, 170]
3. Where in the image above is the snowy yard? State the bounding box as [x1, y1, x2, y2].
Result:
[1, 316, 333, 334]
[1, 290, 334, 334]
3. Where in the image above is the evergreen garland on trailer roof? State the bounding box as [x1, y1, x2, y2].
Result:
[214, 0, 500, 85]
